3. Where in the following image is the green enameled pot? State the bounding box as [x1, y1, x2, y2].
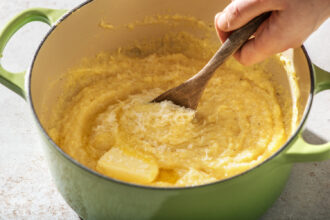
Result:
[0, 0, 330, 219]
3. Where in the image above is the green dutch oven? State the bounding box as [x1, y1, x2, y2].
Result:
[0, 0, 330, 219]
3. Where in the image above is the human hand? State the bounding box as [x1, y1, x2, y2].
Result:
[215, 0, 330, 65]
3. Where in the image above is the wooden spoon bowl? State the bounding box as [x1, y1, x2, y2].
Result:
[152, 12, 271, 109]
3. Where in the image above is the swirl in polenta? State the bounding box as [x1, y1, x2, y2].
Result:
[45, 31, 295, 187]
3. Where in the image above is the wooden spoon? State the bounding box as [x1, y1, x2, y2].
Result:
[152, 12, 271, 110]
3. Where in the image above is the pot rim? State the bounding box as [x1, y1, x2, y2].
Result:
[27, 0, 315, 191]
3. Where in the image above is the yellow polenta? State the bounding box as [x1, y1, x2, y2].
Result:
[47, 32, 291, 187]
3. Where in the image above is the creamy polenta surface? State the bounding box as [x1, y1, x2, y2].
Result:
[46, 32, 293, 187]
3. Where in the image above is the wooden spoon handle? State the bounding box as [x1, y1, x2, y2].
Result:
[196, 12, 271, 81]
[152, 12, 271, 110]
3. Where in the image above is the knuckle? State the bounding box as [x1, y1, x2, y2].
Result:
[227, 2, 241, 18]
[222, 3, 241, 31]
[232, 4, 241, 17]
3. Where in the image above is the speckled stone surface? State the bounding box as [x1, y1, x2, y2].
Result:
[0, 1, 329, 219]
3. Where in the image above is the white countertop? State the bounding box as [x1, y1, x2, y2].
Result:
[0, 1, 329, 219]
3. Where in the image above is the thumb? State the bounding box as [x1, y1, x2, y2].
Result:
[234, 12, 299, 65]
[215, 12, 231, 43]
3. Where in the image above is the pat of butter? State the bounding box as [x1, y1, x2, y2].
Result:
[96, 147, 159, 184]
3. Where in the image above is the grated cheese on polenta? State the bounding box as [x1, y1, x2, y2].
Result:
[45, 32, 295, 187]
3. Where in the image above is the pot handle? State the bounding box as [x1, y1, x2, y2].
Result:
[284, 64, 330, 162]
[0, 8, 67, 99]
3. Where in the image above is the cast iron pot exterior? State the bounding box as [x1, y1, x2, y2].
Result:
[0, 2, 330, 220]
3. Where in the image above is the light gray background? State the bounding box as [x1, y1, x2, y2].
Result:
[0, 0, 329, 219]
